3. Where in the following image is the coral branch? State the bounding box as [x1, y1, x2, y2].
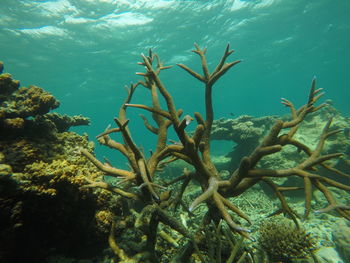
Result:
[189, 176, 219, 212]
[80, 149, 135, 179]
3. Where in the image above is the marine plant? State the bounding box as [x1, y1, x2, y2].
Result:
[80, 44, 350, 262]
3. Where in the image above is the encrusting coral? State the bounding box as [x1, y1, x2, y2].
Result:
[79, 44, 350, 262]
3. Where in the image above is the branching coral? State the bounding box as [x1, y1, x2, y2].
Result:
[80, 44, 350, 261]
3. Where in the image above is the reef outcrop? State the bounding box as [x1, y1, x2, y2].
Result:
[0, 72, 89, 138]
[0, 65, 112, 263]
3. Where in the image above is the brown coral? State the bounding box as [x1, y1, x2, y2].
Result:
[19, 159, 89, 196]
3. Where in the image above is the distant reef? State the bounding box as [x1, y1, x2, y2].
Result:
[211, 104, 350, 177]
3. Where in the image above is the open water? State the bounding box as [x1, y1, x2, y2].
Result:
[1, 0, 349, 164]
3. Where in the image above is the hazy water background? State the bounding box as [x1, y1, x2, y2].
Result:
[1, 0, 350, 167]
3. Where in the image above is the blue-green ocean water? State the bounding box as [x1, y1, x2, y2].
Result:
[1, 0, 350, 165]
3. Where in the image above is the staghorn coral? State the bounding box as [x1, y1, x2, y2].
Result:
[211, 104, 350, 173]
[79, 44, 350, 262]
[210, 101, 350, 212]
[258, 217, 316, 262]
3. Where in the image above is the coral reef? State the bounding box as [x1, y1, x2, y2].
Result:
[211, 105, 350, 173]
[210, 104, 350, 213]
[79, 45, 350, 262]
[45, 112, 90, 132]
[0, 66, 111, 263]
[211, 115, 277, 144]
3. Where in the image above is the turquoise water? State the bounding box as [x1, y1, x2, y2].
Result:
[1, 0, 350, 163]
